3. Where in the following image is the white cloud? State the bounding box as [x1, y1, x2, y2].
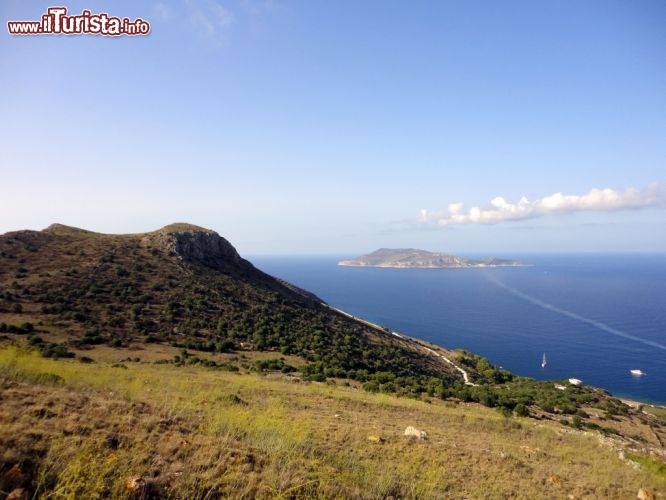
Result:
[185, 0, 235, 44]
[240, 0, 280, 16]
[419, 182, 663, 226]
[153, 2, 174, 20]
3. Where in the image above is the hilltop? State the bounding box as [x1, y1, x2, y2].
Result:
[339, 248, 527, 268]
[0, 223, 665, 498]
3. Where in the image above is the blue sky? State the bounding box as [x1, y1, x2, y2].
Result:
[2, 1, 665, 254]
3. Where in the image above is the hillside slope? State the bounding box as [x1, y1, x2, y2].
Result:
[1, 347, 664, 499]
[0, 224, 462, 386]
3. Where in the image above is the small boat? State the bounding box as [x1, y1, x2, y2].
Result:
[541, 352, 547, 369]
[630, 369, 646, 376]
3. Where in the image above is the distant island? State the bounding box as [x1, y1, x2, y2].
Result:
[338, 248, 528, 268]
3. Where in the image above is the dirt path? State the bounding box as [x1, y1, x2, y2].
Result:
[420, 346, 477, 386]
[328, 305, 476, 386]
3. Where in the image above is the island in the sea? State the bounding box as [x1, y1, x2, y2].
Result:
[338, 248, 528, 268]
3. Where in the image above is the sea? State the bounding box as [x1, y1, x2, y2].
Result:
[251, 254, 666, 406]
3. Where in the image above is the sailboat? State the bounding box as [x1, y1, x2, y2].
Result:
[541, 352, 547, 368]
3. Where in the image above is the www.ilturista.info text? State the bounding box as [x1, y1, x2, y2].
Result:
[7, 7, 150, 36]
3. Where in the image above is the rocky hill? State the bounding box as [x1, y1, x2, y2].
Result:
[339, 248, 527, 268]
[0, 223, 464, 387]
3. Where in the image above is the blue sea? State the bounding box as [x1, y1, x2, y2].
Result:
[251, 254, 666, 405]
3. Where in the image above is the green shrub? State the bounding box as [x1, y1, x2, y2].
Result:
[514, 403, 529, 417]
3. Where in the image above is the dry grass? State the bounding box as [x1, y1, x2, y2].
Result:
[1, 345, 664, 499]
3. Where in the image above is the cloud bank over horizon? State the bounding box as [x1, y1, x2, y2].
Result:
[419, 183, 663, 227]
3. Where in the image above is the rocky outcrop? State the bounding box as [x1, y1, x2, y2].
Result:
[142, 224, 323, 302]
[404, 426, 428, 440]
[148, 223, 247, 273]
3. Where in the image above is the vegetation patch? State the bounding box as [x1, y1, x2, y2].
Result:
[0, 345, 664, 499]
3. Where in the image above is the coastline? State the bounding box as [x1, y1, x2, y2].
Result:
[326, 303, 666, 410]
[326, 304, 477, 386]
[253, 254, 666, 409]
[619, 397, 666, 411]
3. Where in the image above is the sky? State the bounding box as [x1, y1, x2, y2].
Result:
[1, 1, 665, 254]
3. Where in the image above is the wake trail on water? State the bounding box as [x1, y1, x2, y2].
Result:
[485, 274, 666, 352]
